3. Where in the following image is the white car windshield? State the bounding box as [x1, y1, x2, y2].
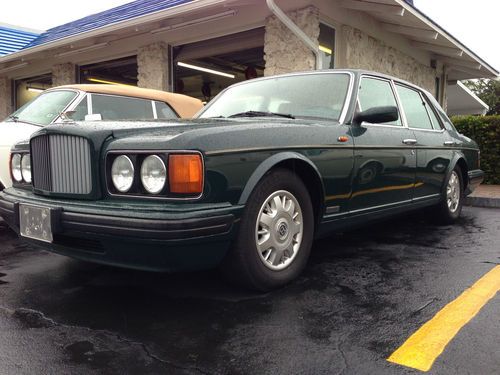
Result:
[199, 73, 351, 121]
[6, 90, 78, 126]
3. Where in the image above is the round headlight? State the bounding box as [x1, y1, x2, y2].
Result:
[11, 154, 22, 182]
[141, 155, 166, 194]
[21, 154, 32, 183]
[111, 155, 134, 193]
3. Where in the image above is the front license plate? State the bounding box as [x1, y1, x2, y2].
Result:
[19, 204, 53, 243]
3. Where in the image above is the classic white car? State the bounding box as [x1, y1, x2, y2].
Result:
[0, 84, 203, 190]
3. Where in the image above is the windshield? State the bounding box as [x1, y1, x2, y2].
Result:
[6, 90, 78, 126]
[199, 73, 351, 121]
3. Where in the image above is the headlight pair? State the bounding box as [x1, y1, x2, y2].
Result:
[111, 154, 166, 194]
[11, 153, 32, 184]
[108, 152, 203, 197]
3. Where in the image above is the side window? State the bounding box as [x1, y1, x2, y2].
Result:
[396, 85, 434, 130]
[91, 94, 154, 120]
[358, 77, 401, 125]
[155, 101, 178, 119]
[424, 96, 443, 130]
[69, 96, 89, 121]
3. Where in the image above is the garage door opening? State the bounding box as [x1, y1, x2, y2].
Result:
[174, 28, 265, 102]
[15, 73, 53, 109]
[79, 56, 138, 86]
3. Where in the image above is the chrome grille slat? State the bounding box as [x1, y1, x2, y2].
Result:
[32, 134, 92, 194]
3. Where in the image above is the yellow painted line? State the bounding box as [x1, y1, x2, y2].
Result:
[387, 265, 500, 372]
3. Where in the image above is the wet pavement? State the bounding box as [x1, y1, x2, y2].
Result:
[0, 207, 498, 375]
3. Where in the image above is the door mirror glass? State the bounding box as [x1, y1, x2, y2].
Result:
[353, 106, 399, 126]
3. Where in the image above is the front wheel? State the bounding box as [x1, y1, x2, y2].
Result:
[222, 169, 314, 291]
[435, 167, 464, 224]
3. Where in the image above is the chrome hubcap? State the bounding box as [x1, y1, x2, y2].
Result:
[447, 171, 461, 213]
[255, 190, 303, 271]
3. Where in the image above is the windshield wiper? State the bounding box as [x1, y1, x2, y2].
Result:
[7, 115, 18, 122]
[228, 111, 295, 119]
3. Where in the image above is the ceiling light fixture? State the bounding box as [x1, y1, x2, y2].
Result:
[177, 62, 235, 79]
[151, 10, 237, 34]
[55, 42, 109, 58]
[319, 45, 332, 55]
[27, 87, 44, 93]
[0, 62, 29, 73]
[87, 77, 135, 86]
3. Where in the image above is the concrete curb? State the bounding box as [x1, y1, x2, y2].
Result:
[465, 196, 500, 209]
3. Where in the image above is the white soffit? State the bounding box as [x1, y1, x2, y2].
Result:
[339, 0, 498, 80]
[447, 81, 489, 116]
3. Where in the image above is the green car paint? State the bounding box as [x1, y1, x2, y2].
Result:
[0, 70, 483, 272]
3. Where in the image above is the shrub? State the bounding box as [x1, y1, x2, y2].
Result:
[451, 115, 500, 185]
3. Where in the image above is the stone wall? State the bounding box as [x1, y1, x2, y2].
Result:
[264, 6, 320, 76]
[137, 42, 169, 91]
[341, 25, 436, 94]
[52, 63, 76, 87]
[0, 77, 12, 119]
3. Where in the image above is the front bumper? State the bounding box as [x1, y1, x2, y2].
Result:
[0, 188, 242, 272]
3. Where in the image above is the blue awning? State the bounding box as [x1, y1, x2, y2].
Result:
[0, 26, 40, 56]
[24, 0, 194, 49]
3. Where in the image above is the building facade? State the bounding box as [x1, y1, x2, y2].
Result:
[0, 0, 497, 119]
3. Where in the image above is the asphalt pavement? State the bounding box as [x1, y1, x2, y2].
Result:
[0, 206, 498, 375]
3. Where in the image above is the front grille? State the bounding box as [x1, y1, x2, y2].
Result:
[31, 134, 92, 194]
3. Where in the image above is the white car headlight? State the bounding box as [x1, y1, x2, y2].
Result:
[111, 155, 134, 193]
[11, 154, 22, 182]
[141, 155, 166, 194]
[21, 154, 32, 183]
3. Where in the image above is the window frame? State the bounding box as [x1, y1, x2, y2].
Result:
[393, 82, 445, 133]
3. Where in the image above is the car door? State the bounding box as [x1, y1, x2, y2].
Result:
[349, 76, 417, 212]
[394, 84, 453, 201]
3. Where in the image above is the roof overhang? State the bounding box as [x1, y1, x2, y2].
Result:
[447, 81, 489, 116]
[339, 0, 498, 80]
[0, 0, 227, 67]
[0, 0, 498, 82]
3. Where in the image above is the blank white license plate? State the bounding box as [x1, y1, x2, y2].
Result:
[19, 204, 53, 243]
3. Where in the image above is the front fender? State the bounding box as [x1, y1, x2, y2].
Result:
[237, 152, 324, 205]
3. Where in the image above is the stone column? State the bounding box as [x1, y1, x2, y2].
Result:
[264, 6, 320, 76]
[137, 42, 169, 91]
[52, 63, 77, 86]
[0, 77, 12, 119]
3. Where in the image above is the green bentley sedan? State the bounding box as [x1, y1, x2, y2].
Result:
[0, 70, 484, 291]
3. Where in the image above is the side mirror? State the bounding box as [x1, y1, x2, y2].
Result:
[352, 106, 399, 126]
[85, 114, 103, 121]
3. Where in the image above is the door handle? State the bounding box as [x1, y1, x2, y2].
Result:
[443, 141, 454, 146]
[402, 139, 417, 145]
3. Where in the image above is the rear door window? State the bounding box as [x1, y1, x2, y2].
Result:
[396, 85, 434, 130]
[91, 94, 154, 120]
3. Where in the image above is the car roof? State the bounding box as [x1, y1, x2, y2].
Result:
[49, 84, 203, 118]
[226, 69, 432, 97]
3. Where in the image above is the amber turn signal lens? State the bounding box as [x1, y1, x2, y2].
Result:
[168, 154, 203, 194]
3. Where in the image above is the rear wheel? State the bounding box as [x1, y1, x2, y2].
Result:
[222, 169, 314, 291]
[435, 167, 464, 224]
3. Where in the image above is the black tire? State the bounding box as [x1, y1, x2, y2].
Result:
[221, 168, 314, 291]
[435, 167, 464, 224]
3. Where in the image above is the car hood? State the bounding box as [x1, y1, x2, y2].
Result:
[0, 121, 42, 147]
[25, 118, 341, 154]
